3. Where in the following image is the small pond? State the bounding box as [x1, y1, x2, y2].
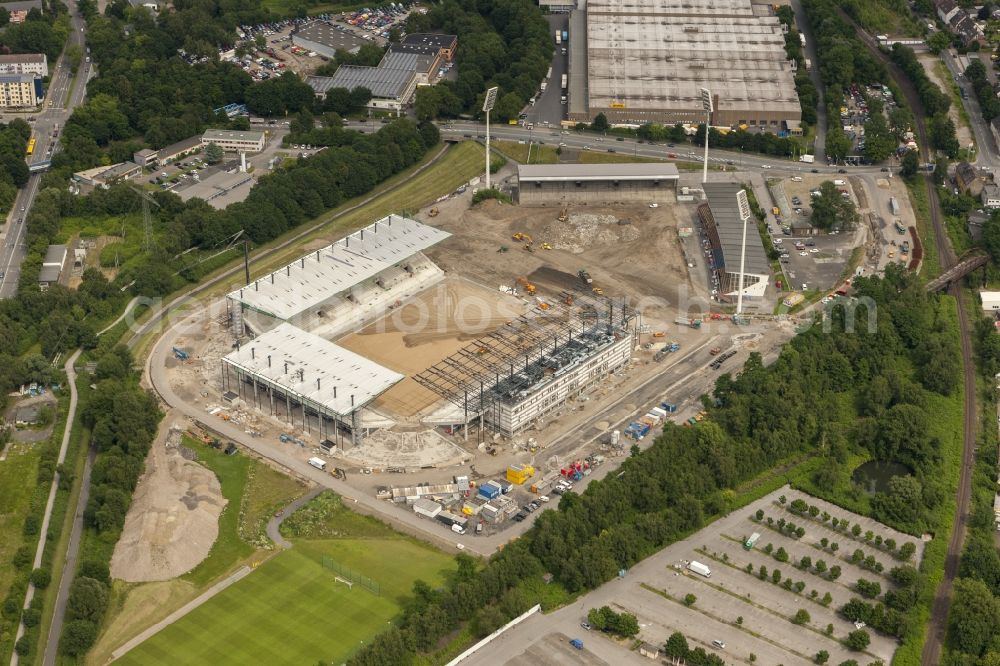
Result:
[851, 460, 914, 494]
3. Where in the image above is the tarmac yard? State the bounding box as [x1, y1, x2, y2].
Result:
[462, 487, 923, 666]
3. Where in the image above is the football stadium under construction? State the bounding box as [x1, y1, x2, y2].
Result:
[222, 214, 638, 445]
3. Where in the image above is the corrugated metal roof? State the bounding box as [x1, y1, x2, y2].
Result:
[227, 214, 450, 321]
[518, 163, 679, 182]
[224, 322, 404, 417]
[703, 182, 770, 276]
[313, 65, 415, 100]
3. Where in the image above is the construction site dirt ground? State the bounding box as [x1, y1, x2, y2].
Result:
[337, 277, 526, 418]
[419, 197, 692, 329]
[111, 421, 227, 582]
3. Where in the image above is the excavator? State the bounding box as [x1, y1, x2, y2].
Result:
[516, 276, 537, 295]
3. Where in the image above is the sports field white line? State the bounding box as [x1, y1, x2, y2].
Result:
[110, 565, 252, 662]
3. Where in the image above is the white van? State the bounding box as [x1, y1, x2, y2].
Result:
[308, 457, 327, 471]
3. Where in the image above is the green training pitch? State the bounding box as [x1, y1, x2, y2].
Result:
[117, 538, 454, 666]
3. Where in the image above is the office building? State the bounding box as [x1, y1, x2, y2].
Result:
[201, 129, 266, 153]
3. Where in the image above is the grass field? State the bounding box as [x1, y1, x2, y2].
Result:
[117, 493, 455, 666]
[87, 440, 304, 664]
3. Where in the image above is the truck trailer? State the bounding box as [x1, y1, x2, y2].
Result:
[688, 561, 712, 577]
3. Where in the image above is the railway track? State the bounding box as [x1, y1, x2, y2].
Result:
[838, 16, 978, 665]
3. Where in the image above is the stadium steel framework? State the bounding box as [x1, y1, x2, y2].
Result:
[414, 291, 636, 440]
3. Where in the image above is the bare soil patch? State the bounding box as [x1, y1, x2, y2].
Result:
[422, 200, 689, 305]
[111, 423, 227, 582]
[337, 278, 526, 417]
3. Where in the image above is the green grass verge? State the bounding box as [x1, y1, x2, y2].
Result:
[905, 178, 940, 280]
[492, 139, 558, 164]
[179, 437, 256, 587]
[578, 151, 662, 164]
[118, 493, 456, 666]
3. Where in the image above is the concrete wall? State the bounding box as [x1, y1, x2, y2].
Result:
[517, 179, 677, 206]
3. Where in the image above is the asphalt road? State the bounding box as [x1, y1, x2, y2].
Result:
[0, 0, 91, 300]
[426, 120, 891, 176]
[10, 350, 81, 666]
[789, 0, 827, 162]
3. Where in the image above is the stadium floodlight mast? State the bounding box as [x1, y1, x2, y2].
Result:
[735, 189, 752, 316]
[483, 86, 499, 191]
[700, 87, 713, 184]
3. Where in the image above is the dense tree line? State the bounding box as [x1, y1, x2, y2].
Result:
[775, 4, 820, 126]
[889, 45, 959, 156]
[0, 2, 70, 61]
[58, 345, 161, 656]
[802, 0, 887, 105]
[964, 58, 1000, 123]
[0, 119, 31, 216]
[344, 266, 959, 665]
[945, 326, 1000, 663]
[402, 0, 551, 121]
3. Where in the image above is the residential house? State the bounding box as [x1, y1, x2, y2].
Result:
[983, 182, 1000, 208]
[956, 161, 983, 196]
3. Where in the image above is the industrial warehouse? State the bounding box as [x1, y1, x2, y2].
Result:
[515, 163, 679, 205]
[567, 0, 801, 129]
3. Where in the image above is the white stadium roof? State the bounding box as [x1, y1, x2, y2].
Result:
[227, 214, 450, 321]
[223, 322, 404, 417]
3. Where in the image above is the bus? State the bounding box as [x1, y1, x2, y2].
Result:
[25, 136, 35, 156]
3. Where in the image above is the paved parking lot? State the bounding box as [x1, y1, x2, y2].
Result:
[463, 487, 923, 666]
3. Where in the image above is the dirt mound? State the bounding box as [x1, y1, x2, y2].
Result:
[546, 213, 641, 253]
[110, 423, 227, 582]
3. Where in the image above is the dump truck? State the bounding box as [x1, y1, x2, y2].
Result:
[674, 316, 702, 329]
[688, 561, 712, 577]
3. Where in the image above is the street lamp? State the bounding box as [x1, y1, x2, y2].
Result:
[483, 86, 498, 191]
[700, 87, 713, 184]
[735, 189, 751, 316]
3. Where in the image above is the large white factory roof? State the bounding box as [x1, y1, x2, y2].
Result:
[585, 0, 800, 116]
[223, 322, 404, 417]
[227, 215, 450, 321]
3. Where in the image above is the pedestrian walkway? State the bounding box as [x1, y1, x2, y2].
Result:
[110, 565, 252, 661]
